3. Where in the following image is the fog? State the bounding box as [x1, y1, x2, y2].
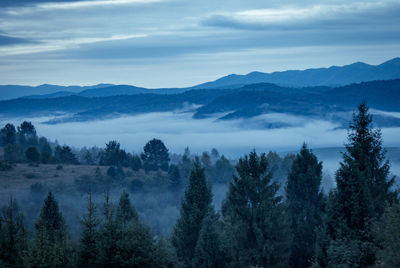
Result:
[2, 111, 399, 155]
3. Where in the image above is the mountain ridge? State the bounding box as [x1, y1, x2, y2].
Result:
[0, 57, 399, 100]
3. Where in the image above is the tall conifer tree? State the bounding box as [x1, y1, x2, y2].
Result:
[286, 144, 324, 268]
[78, 191, 100, 268]
[222, 151, 290, 268]
[318, 102, 397, 267]
[172, 160, 213, 267]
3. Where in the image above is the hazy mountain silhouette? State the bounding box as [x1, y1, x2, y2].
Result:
[1, 57, 399, 100]
[191, 57, 400, 89]
[0, 79, 399, 128]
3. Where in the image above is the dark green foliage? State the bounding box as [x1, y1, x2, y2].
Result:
[168, 164, 181, 190]
[214, 155, 235, 183]
[3, 143, 23, 162]
[201, 152, 211, 167]
[107, 165, 125, 181]
[116, 219, 156, 267]
[179, 147, 193, 183]
[222, 151, 290, 268]
[193, 209, 224, 268]
[17, 121, 38, 149]
[0, 197, 26, 267]
[172, 160, 213, 266]
[141, 138, 170, 172]
[25, 146, 40, 163]
[54, 145, 78, 164]
[286, 144, 324, 268]
[27, 191, 70, 267]
[78, 192, 100, 268]
[100, 140, 127, 166]
[130, 155, 142, 171]
[0, 123, 16, 146]
[318, 102, 397, 267]
[154, 238, 179, 268]
[97, 191, 157, 267]
[39, 138, 52, 164]
[374, 203, 400, 267]
[116, 191, 138, 224]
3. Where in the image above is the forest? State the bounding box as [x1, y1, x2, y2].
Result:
[0, 102, 399, 268]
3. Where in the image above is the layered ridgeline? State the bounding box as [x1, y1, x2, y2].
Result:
[0, 79, 400, 127]
[1, 57, 400, 100]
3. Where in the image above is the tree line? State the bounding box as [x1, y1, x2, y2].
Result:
[0, 102, 399, 267]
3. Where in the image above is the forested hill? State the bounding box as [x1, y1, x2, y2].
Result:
[0, 79, 400, 126]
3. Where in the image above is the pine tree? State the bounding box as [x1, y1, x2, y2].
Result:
[141, 138, 170, 172]
[319, 102, 397, 267]
[154, 237, 179, 268]
[116, 191, 138, 225]
[193, 209, 224, 268]
[0, 196, 26, 267]
[286, 144, 324, 268]
[96, 191, 119, 267]
[168, 164, 181, 191]
[172, 160, 213, 267]
[78, 191, 100, 268]
[27, 191, 70, 268]
[26, 146, 40, 163]
[222, 151, 290, 268]
[0, 123, 17, 146]
[40, 139, 52, 164]
[374, 203, 400, 267]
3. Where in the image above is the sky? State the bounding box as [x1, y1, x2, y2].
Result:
[0, 0, 400, 87]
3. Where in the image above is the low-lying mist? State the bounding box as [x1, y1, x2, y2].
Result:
[2, 111, 399, 155]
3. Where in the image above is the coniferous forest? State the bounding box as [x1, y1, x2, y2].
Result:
[0, 102, 399, 268]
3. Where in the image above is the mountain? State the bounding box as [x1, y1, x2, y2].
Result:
[0, 83, 114, 100]
[1, 57, 399, 100]
[191, 57, 400, 89]
[0, 79, 399, 127]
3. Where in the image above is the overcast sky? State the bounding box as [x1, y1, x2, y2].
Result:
[0, 0, 399, 87]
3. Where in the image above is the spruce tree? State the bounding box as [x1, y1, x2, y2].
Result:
[27, 191, 69, 268]
[374, 203, 400, 267]
[78, 191, 100, 268]
[286, 144, 324, 268]
[0, 196, 26, 267]
[168, 164, 181, 191]
[319, 102, 397, 267]
[96, 191, 119, 267]
[193, 209, 224, 268]
[172, 160, 213, 267]
[222, 151, 290, 268]
[116, 191, 138, 225]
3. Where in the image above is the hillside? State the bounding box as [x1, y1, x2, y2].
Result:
[1, 79, 400, 127]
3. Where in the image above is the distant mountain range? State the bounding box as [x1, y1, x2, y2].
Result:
[0, 57, 399, 100]
[192, 57, 400, 89]
[0, 79, 399, 128]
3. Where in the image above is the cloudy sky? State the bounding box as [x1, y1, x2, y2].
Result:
[0, 0, 399, 87]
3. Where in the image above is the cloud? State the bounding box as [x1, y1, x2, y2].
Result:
[4, 0, 164, 15]
[0, 34, 147, 56]
[0, 0, 400, 87]
[0, 34, 37, 46]
[201, 1, 400, 31]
